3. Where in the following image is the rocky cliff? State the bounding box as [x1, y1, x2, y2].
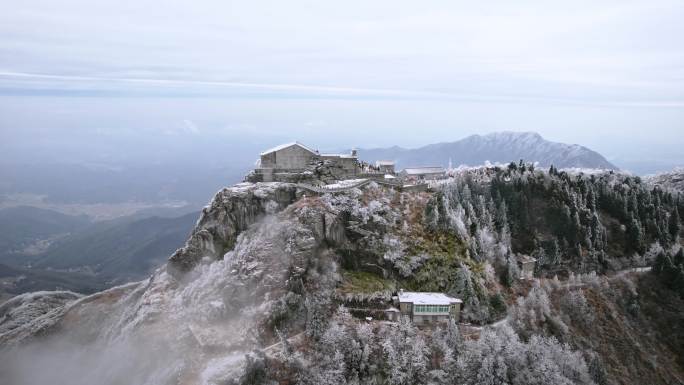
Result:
[1, 172, 682, 385]
[168, 183, 301, 273]
[0, 181, 413, 384]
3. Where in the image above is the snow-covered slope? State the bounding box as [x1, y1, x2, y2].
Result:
[2, 174, 681, 385]
[361, 131, 617, 170]
[0, 182, 377, 384]
[645, 168, 684, 193]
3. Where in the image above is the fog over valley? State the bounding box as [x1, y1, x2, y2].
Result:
[1, 1, 684, 385]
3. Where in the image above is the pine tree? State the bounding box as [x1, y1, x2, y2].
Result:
[587, 352, 608, 385]
[548, 238, 561, 266]
[669, 207, 681, 240]
[627, 216, 644, 254]
[495, 200, 509, 232]
[674, 248, 684, 266]
[653, 251, 672, 275]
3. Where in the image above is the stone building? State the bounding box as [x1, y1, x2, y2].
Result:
[517, 254, 537, 279]
[321, 149, 359, 175]
[390, 290, 462, 325]
[249, 142, 369, 183]
[399, 166, 447, 181]
[375, 160, 396, 174]
[258, 142, 317, 170]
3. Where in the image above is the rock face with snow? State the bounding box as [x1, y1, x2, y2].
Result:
[0, 181, 403, 384]
[0, 291, 82, 346]
[361, 131, 617, 170]
[168, 182, 301, 274]
[1, 172, 682, 385]
[645, 168, 684, 193]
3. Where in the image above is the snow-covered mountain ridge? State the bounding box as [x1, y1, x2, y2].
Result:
[1, 168, 683, 384]
[361, 131, 617, 170]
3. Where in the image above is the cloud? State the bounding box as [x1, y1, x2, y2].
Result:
[183, 119, 200, 134]
[0, 71, 682, 108]
[1, 0, 683, 164]
[1, 0, 683, 105]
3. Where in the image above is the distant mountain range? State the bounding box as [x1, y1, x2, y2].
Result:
[0, 206, 198, 297]
[360, 131, 618, 170]
[0, 206, 90, 258]
[32, 211, 198, 282]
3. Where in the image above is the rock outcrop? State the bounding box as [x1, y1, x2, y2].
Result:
[0, 181, 376, 383]
[168, 182, 302, 274]
[0, 291, 82, 346]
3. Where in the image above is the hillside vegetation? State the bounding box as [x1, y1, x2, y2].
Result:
[1, 170, 683, 385]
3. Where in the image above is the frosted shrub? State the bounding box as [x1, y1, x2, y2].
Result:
[456, 325, 593, 385]
[560, 290, 595, 326]
[382, 235, 428, 277]
[509, 282, 568, 339]
[305, 295, 331, 341]
[381, 318, 429, 385]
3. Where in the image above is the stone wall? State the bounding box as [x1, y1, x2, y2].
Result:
[260, 145, 316, 169]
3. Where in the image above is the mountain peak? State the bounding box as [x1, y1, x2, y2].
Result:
[362, 131, 617, 170]
[483, 131, 542, 139]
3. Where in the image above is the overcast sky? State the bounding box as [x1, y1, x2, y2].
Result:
[1, 0, 683, 169]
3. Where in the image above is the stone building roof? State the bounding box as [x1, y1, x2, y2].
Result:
[260, 142, 317, 156]
[376, 160, 395, 166]
[321, 153, 357, 158]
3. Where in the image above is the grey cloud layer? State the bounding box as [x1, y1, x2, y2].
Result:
[1, 0, 683, 168]
[2, 0, 684, 104]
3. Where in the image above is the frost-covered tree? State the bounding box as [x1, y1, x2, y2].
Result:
[381, 318, 429, 385]
[456, 325, 593, 385]
[560, 290, 594, 327]
[305, 295, 331, 341]
[452, 264, 490, 323]
[509, 281, 568, 339]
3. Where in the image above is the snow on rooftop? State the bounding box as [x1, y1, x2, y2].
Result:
[322, 178, 368, 189]
[376, 160, 395, 166]
[397, 291, 462, 305]
[517, 254, 537, 263]
[260, 142, 316, 156]
[321, 153, 357, 158]
[402, 166, 446, 175]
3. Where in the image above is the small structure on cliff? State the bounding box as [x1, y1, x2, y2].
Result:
[399, 166, 447, 182]
[516, 254, 537, 279]
[375, 160, 396, 174]
[390, 289, 462, 325]
[246, 141, 390, 184]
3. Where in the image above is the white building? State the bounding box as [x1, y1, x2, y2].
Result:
[391, 290, 462, 325]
